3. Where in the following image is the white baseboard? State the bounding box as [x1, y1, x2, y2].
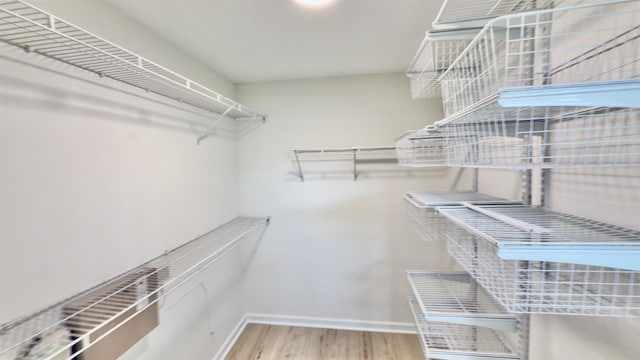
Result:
[245, 313, 416, 334]
[212, 314, 250, 360]
[213, 313, 417, 359]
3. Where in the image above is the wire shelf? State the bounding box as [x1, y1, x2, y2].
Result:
[0, 217, 270, 360]
[407, 271, 518, 332]
[396, 127, 448, 168]
[438, 205, 640, 316]
[291, 146, 397, 181]
[407, 29, 478, 99]
[0, 0, 265, 140]
[408, 297, 519, 360]
[439, 1, 640, 117]
[440, 106, 640, 169]
[433, 0, 559, 29]
[404, 191, 519, 242]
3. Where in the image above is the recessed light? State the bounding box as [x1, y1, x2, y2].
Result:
[294, 0, 336, 8]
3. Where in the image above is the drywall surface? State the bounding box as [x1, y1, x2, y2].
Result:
[0, 2, 247, 357]
[236, 74, 461, 326]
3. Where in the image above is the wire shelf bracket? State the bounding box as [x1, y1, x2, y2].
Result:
[0, 0, 266, 140]
[407, 271, 518, 332]
[0, 216, 270, 360]
[498, 80, 640, 109]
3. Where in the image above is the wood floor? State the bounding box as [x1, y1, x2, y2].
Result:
[225, 324, 424, 360]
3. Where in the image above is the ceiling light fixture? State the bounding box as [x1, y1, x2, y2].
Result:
[294, 0, 336, 8]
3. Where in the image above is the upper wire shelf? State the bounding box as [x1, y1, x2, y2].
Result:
[0, 0, 266, 141]
[407, 271, 518, 332]
[0, 216, 270, 360]
[433, 0, 559, 29]
[439, 1, 640, 117]
[431, 1, 640, 169]
[408, 297, 519, 360]
[404, 191, 520, 242]
[292, 146, 397, 181]
[406, 29, 479, 99]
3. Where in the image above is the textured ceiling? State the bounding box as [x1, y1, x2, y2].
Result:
[106, 0, 443, 83]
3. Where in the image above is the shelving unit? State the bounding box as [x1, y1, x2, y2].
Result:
[292, 146, 397, 181]
[0, 0, 266, 141]
[404, 191, 520, 242]
[403, 1, 640, 358]
[408, 297, 520, 360]
[432, 0, 558, 29]
[434, 1, 640, 168]
[0, 217, 270, 360]
[407, 271, 518, 332]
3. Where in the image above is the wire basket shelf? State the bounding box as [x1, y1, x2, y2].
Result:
[433, 0, 559, 29]
[396, 128, 448, 167]
[407, 29, 478, 99]
[440, 106, 640, 169]
[407, 271, 518, 332]
[0, 0, 265, 138]
[404, 191, 520, 242]
[440, 1, 640, 118]
[438, 205, 640, 316]
[408, 297, 519, 360]
[0, 217, 270, 360]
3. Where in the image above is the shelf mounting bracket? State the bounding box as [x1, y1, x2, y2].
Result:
[197, 105, 235, 144]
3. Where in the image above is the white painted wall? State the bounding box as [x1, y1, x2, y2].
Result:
[236, 74, 462, 327]
[0, 1, 252, 358]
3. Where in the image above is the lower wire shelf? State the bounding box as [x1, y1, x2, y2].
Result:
[408, 297, 520, 360]
[404, 191, 520, 242]
[0, 216, 270, 360]
[407, 271, 518, 332]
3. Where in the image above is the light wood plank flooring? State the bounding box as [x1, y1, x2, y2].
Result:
[225, 324, 424, 359]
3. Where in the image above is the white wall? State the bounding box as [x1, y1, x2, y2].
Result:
[236, 74, 462, 326]
[0, 1, 251, 358]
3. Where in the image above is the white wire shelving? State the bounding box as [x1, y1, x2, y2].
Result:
[396, 127, 448, 168]
[433, 1, 640, 169]
[407, 271, 518, 332]
[408, 297, 520, 360]
[0, 217, 270, 360]
[292, 146, 397, 181]
[0, 0, 266, 141]
[439, 1, 640, 117]
[438, 204, 640, 316]
[404, 191, 520, 242]
[407, 29, 479, 99]
[433, 0, 559, 29]
[440, 106, 640, 169]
